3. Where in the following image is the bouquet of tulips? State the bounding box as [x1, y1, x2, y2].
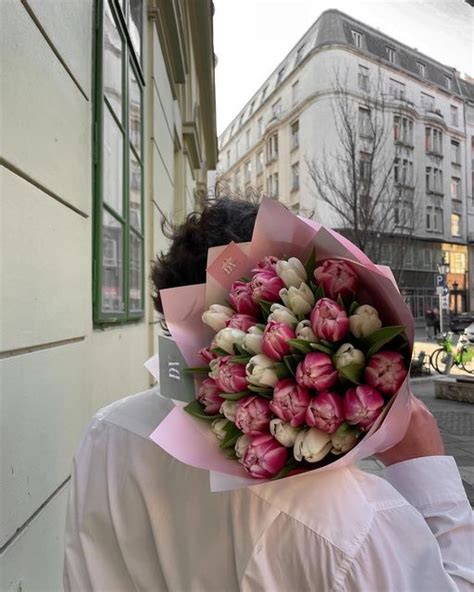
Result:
[189, 254, 409, 480]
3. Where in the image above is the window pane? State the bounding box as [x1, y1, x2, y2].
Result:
[104, 2, 123, 122]
[103, 105, 124, 214]
[129, 232, 142, 311]
[102, 210, 124, 313]
[129, 64, 142, 156]
[128, 0, 143, 60]
[130, 150, 142, 231]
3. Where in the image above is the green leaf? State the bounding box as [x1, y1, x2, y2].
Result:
[337, 294, 345, 309]
[211, 347, 229, 356]
[349, 301, 360, 315]
[233, 342, 247, 356]
[219, 422, 243, 449]
[288, 338, 312, 354]
[230, 354, 251, 364]
[247, 384, 274, 397]
[241, 277, 251, 283]
[309, 342, 334, 355]
[320, 339, 336, 350]
[182, 366, 210, 375]
[304, 247, 316, 280]
[272, 457, 302, 480]
[363, 326, 406, 357]
[275, 362, 291, 379]
[255, 323, 266, 332]
[183, 399, 222, 420]
[338, 362, 364, 385]
[283, 354, 301, 377]
[258, 299, 272, 321]
[220, 390, 250, 401]
[313, 282, 325, 301]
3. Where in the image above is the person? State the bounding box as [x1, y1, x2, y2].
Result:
[425, 308, 435, 340]
[433, 306, 441, 338]
[64, 197, 474, 591]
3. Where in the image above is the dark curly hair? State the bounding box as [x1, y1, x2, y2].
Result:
[151, 197, 259, 314]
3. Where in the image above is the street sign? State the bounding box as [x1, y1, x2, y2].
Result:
[436, 286, 444, 296]
[435, 274, 445, 288]
[443, 285, 449, 296]
[441, 294, 450, 310]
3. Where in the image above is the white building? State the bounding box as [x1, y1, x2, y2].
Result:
[0, 0, 216, 588]
[218, 9, 473, 319]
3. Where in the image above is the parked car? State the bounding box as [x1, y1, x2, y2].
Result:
[449, 312, 474, 333]
[463, 322, 474, 344]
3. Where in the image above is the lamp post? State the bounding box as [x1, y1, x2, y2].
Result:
[437, 256, 450, 335]
[452, 281, 459, 316]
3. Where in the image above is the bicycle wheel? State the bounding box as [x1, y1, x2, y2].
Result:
[460, 346, 474, 374]
[430, 348, 451, 374]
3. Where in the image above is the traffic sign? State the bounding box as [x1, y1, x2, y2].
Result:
[436, 286, 444, 296]
[443, 285, 449, 296]
[441, 294, 450, 310]
[435, 274, 445, 288]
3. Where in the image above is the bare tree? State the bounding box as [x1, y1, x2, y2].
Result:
[306, 68, 418, 281]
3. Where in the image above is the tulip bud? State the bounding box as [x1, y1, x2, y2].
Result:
[211, 418, 229, 441]
[343, 385, 385, 431]
[235, 434, 251, 459]
[261, 321, 295, 360]
[295, 320, 318, 342]
[293, 428, 332, 463]
[202, 304, 235, 332]
[306, 391, 344, 434]
[246, 354, 279, 387]
[365, 351, 407, 396]
[276, 257, 307, 288]
[333, 343, 365, 370]
[242, 325, 264, 355]
[349, 305, 382, 338]
[280, 282, 315, 316]
[269, 378, 311, 427]
[268, 304, 298, 326]
[197, 378, 224, 415]
[270, 419, 301, 447]
[210, 356, 248, 393]
[253, 256, 279, 273]
[214, 327, 246, 355]
[220, 400, 238, 422]
[229, 281, 261, 317]
[235, 396, 272, 436]
[226, 314, 258, 332]
[310, 298, 349, 343]
[240, 434, 288, 479]
[295, 352, 338, 391]
[330, 422, 360, 455]
[314, 259, 358, 301]
[251, 271, 285, 303]
[198, 345, 217, 364]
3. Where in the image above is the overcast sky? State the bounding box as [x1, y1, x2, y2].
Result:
[213, 0, 473, 134]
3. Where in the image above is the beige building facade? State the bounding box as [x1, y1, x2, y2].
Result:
[0, 0, 216, 588]
[218, 10, 473, 319]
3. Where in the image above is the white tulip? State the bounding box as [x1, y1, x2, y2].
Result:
[208, 358, 220, 380]
[235, 434, 251, 459]
[202, 304, 235, 332]
[349, 305, 382, 338]
[211, 418, 229, 441]
[295, 320, 318, 342]
[293, 428, 332, 463]
[280, 282, 315, 316]
[331, 423, 360, 455]
[220, 400, 238, 422]
[246, 354, 279, 387]
[270, 419, 301, 447]
[268, 303, 298, 326]
[276, 257, 307, 288]
[333, 343, 365, 370]
[214, 327, 246, 354]
[242, 325, 264, 354]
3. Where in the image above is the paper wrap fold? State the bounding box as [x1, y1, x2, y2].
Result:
[149, 198, 414, 491]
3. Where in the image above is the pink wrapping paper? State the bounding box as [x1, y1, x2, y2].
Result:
[150, 198, 414, 490]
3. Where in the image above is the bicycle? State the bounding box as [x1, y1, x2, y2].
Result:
[429, 332, 474, 375]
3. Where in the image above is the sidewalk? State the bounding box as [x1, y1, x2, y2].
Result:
[358, 377, 474, 505]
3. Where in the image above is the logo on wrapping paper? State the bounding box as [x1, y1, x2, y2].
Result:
[207, 241, 248, 288]
[168, 360, 181, 381]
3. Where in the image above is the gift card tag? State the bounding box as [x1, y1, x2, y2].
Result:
[158, 335, 196, 402]
[206, 241, 248, 289]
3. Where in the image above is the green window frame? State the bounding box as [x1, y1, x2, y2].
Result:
[93, 0, 145, 324]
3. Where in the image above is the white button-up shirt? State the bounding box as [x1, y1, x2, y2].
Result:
[64, 388, 474, 591]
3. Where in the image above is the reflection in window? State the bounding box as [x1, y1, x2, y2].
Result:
[129, 232, 142, 311]
[104, 2, 123, 121]
[129, 63, 142, 156]
[130, 151, 141, 231]
[102, 211, 123, 312]
[103, 106, 124, 214]
[128, 0, 143, 60]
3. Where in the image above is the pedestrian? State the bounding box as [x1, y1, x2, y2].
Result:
[425, 308, 435, 339]
[433, 306, 441, 337]
[64, 197, 473, 591]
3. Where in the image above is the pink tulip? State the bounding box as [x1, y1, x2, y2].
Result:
[365, 351, 407, 396]
[295, 352, 338, 391]
[314, 259, 359, 301]
[251, 271, 285, 303]
[269, 378, 311, 427]
[310, 298, 349, 342]
[343, 385, 385, 431]
[253, 256, 279, 273]
[229, 281, 260, 317]
[213, 356, 248, 393]
[261, 321, 295, 360]
[306, 391, 344, 434]
[235, 396, 272, 436]
[226, 314, 259, 332]
[198, 346, 217, 364]
[197, 378, 224, 414]
[240, 433, 288, 479]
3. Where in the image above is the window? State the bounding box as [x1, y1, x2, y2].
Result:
[266, 133, 278, 162]
[235, 169, 241, 191]
[359, 107, 372, 137]
[401, 159, 413, 186]
[291, 80, 299, 105]
[239, 113, 245, 128]
[352, 30, 363, 48]
[236, 139, 240, 159]
[256, 150, 264, 174]
[244, 160, 252, 184]
[226, 150, 230, 168]
[421, 92, 435, 111]
[394, 158, 399, 184]
[444, 75, 451, 90]
[229, 124, 234, 138]
[451, 213, 461, 236]
[358, 65, 369, 91]
[295, 45, 305, 65]
[451, 140, 460, 164]
[276, 67, 285, 85]
[389, 79, 405, 100]
[257, 117, 263, 138]
[94, 0, 144, 322]
[261, 85, 268, 103]
[291, 120, 299, 150]
[423, 248, 432, 269]
[267, 173, 279, 198]
[416, 62, 425, 77]
[359, 151, 370, 186]
[450, 105, 459, 126]
[272, 99, 282, 118]
[291, 162, 300, 191]
[249, 100, 255, 116]
[426, 167, 443, 193]
[425, 127, 443, 154]
[246, 129, 251, 149]
[395, 199, 414, 229]
[381, 244, 390, 264]
[385, 46, 395, 63]
[426, 205, 444, 233]
[450, 177, 460, 200]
